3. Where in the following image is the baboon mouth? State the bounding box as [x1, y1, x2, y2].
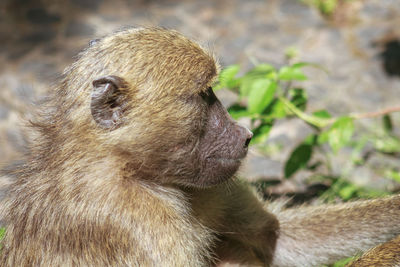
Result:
[215, 158, 242, 163]
[208, 151, 248, 163]
[215, 158, 241, 164]
[208, 157, 243, 165]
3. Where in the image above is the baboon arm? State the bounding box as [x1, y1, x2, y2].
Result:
[207, 183, 279, 266]
[271, 195, 400, 267]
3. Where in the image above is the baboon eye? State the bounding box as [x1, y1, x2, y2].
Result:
[199, 87, 217, 105]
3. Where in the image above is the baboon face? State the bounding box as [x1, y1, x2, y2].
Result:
[194, 87, 253, 186]
[87, 28, 252, 187]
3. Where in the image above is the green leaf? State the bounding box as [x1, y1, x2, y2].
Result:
[284, 143, 313, 178]
[385, 170, 400, 183]
[291, 62, 310, 68]
[331, 257, 357, 267]
[338, 184, 357, 200]
[383, 114, 393, 133]
[373, 135, 400, 153]
[350, 136, 369, 165]
[357, 188, 390, 198]
[303, 134, 318, 146]
[270, 99, 286, 118]
[248, 79, 277, 114]
[289, 88, 307, 111]
[239, 78, 253, 97]
[327, 117, 354, 153]
[215, 65, 240, 90]
[319, 0, 338, 15]
[278, 65, 307, 81]
[0, 227, 5, 241]
[312, 109, 332, 119]
[317, 130, 330, 144]
[266, 71, 278, 80]
[228, 104, 250, 120]
[249, 63, 275, 74]
[251, 122, 274, 144]
[239, 65, 276, 97]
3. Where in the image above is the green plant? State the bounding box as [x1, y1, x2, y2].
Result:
[0, 227, 5, 249]
[323, 255, 357, 267]
[0, 228, 4, 241]
[301, 0, 356, 16]
[214, 60, 400, 200]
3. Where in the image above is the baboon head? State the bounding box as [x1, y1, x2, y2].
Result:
[61, 28, 252, 187]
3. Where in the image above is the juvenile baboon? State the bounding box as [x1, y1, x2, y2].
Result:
[1, 27, 400, 267]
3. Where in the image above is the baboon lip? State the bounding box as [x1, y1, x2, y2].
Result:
[208, 156, 244, 163]
[217, 158, 241, 163]
[208, 150, 248, 162]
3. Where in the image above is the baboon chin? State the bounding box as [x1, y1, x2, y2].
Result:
[1, 27, 400, 267]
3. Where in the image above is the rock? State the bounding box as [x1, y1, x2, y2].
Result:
[26, 8, 61, 25]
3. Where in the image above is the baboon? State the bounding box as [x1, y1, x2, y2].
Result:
[1, 27, 400, 266]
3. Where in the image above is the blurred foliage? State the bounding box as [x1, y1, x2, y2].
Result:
[0, 227, 5, 249]
[313, 175, 390, 202]
[322, 256, 357, 267]
[214, 57, 400, 202]
[301, 0, 356, 16]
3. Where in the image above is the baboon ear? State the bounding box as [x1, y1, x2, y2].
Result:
[91, 75, 128, 130]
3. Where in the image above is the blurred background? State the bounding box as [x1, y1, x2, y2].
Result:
[0, 0, 400, 204]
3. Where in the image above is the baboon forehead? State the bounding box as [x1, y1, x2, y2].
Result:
[111, 28, 212, 59]
[90, 28, 219, 94]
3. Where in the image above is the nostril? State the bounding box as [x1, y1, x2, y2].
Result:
[240, 127, 253, 148]
[244, 137, 251, 148]
[236, 124, 253, 148]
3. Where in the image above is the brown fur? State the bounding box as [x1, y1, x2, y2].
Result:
[346, 235, 400, 267]
[1, 27, 400, 267]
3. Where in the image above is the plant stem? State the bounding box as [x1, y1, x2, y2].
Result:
[351, 106, 400, 120]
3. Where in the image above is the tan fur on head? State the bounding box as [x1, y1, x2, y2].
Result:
[29, 28, 221, 184]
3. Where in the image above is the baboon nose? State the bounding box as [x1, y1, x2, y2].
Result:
[243, 128, 253, 148]
[244, 137, 251, 148]
[235, 123, 253, 148]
